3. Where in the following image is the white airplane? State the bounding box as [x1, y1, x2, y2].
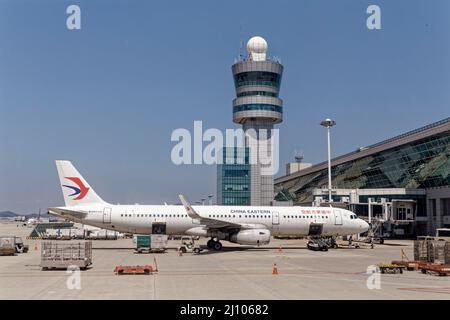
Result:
[48, 161, 369, 251]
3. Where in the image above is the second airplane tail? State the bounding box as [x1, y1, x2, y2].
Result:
[56, 160, 107, 207]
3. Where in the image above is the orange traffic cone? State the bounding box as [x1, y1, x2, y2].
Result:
[272, 263, 279, 275]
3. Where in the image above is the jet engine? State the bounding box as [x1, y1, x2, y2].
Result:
[229, 229, 271, 246]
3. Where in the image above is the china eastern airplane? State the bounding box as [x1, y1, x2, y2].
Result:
[48, 161, 370, 251]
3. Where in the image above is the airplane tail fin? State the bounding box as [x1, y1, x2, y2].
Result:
[56, 160, 106, 207]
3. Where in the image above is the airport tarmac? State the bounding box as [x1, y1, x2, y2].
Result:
[0, 221, 449, 300]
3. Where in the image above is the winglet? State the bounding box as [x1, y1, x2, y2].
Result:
[178, 194, 201, 219]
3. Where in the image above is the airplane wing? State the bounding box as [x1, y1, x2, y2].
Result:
[179, 195, 261, 230]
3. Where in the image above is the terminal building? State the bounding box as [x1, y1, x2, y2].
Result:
[217, 36, 284, 206]
[217, 147, 251, 205]
[274, 118, 450, 237]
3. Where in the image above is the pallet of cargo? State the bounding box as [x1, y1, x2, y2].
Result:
[418, 263, 450, 276]
[113, 264, 157, 275]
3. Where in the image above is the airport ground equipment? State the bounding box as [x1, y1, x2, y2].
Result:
[14, 237, 29, 253]
[177, 236, 203, 254]
[133, 234, 168, 253]
[378, 263, 405, 274]
[41, 241, 92, 270]
[0, 236, 16, 256]
[419, 263, 450, 276]
[114, 258, 158, 275]
[435, 228, 450, 240]
[307, 239, 329, 251]
[391, 250, 419, 271]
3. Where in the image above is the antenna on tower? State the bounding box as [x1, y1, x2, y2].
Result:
[239, 25, 244, 60]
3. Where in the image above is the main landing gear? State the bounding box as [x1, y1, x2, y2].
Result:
[207, 238, 223, 251]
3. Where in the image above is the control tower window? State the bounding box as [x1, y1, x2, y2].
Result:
[234, 71, 281, 88]
[233, 104, 282, 113]
[237, 91, 277, 98]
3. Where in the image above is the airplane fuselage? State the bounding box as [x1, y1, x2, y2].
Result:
[50, 204, 368, 238]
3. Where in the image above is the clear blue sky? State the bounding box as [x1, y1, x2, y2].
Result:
[1, 0, 449, 213]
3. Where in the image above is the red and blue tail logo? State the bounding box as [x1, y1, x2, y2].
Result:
[62, 177, 90, 200]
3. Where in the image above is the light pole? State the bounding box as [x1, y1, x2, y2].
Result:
[320, 118, 336, 202]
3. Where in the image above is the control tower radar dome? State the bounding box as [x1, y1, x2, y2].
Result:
[247, 36, 268, 61]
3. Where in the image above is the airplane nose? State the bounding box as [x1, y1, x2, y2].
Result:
[361, 220, 370, 233]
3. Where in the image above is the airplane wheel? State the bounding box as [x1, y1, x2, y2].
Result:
[213, 241, 222, 251]
[207, 239, 214, 249]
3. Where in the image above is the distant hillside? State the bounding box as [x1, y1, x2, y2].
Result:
[27, 213, 53, 219]
[0, 211, 18, 218]
[0, 211, 54, 218]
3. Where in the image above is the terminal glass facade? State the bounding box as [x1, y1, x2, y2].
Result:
[275, 132, 450, 205]
[217, 147, 251, 205]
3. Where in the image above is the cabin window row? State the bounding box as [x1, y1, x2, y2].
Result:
[120, 214, 189, 218]
[283, 215, 329, 219]
[207, 214, 272, 219]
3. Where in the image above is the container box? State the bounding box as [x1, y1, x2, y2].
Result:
[150, 235, 168, 250]
[414, 239, 428, 261]
[427, 240, 447, 264]
[88, 230, 118, 240]
[445, 242, 450, 264]
[41, 241, 92, 270]
[134, 234, 168, 253]
[0, 236, 16, 256]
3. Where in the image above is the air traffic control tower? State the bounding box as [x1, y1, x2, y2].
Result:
[232, 36, 284, 206]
